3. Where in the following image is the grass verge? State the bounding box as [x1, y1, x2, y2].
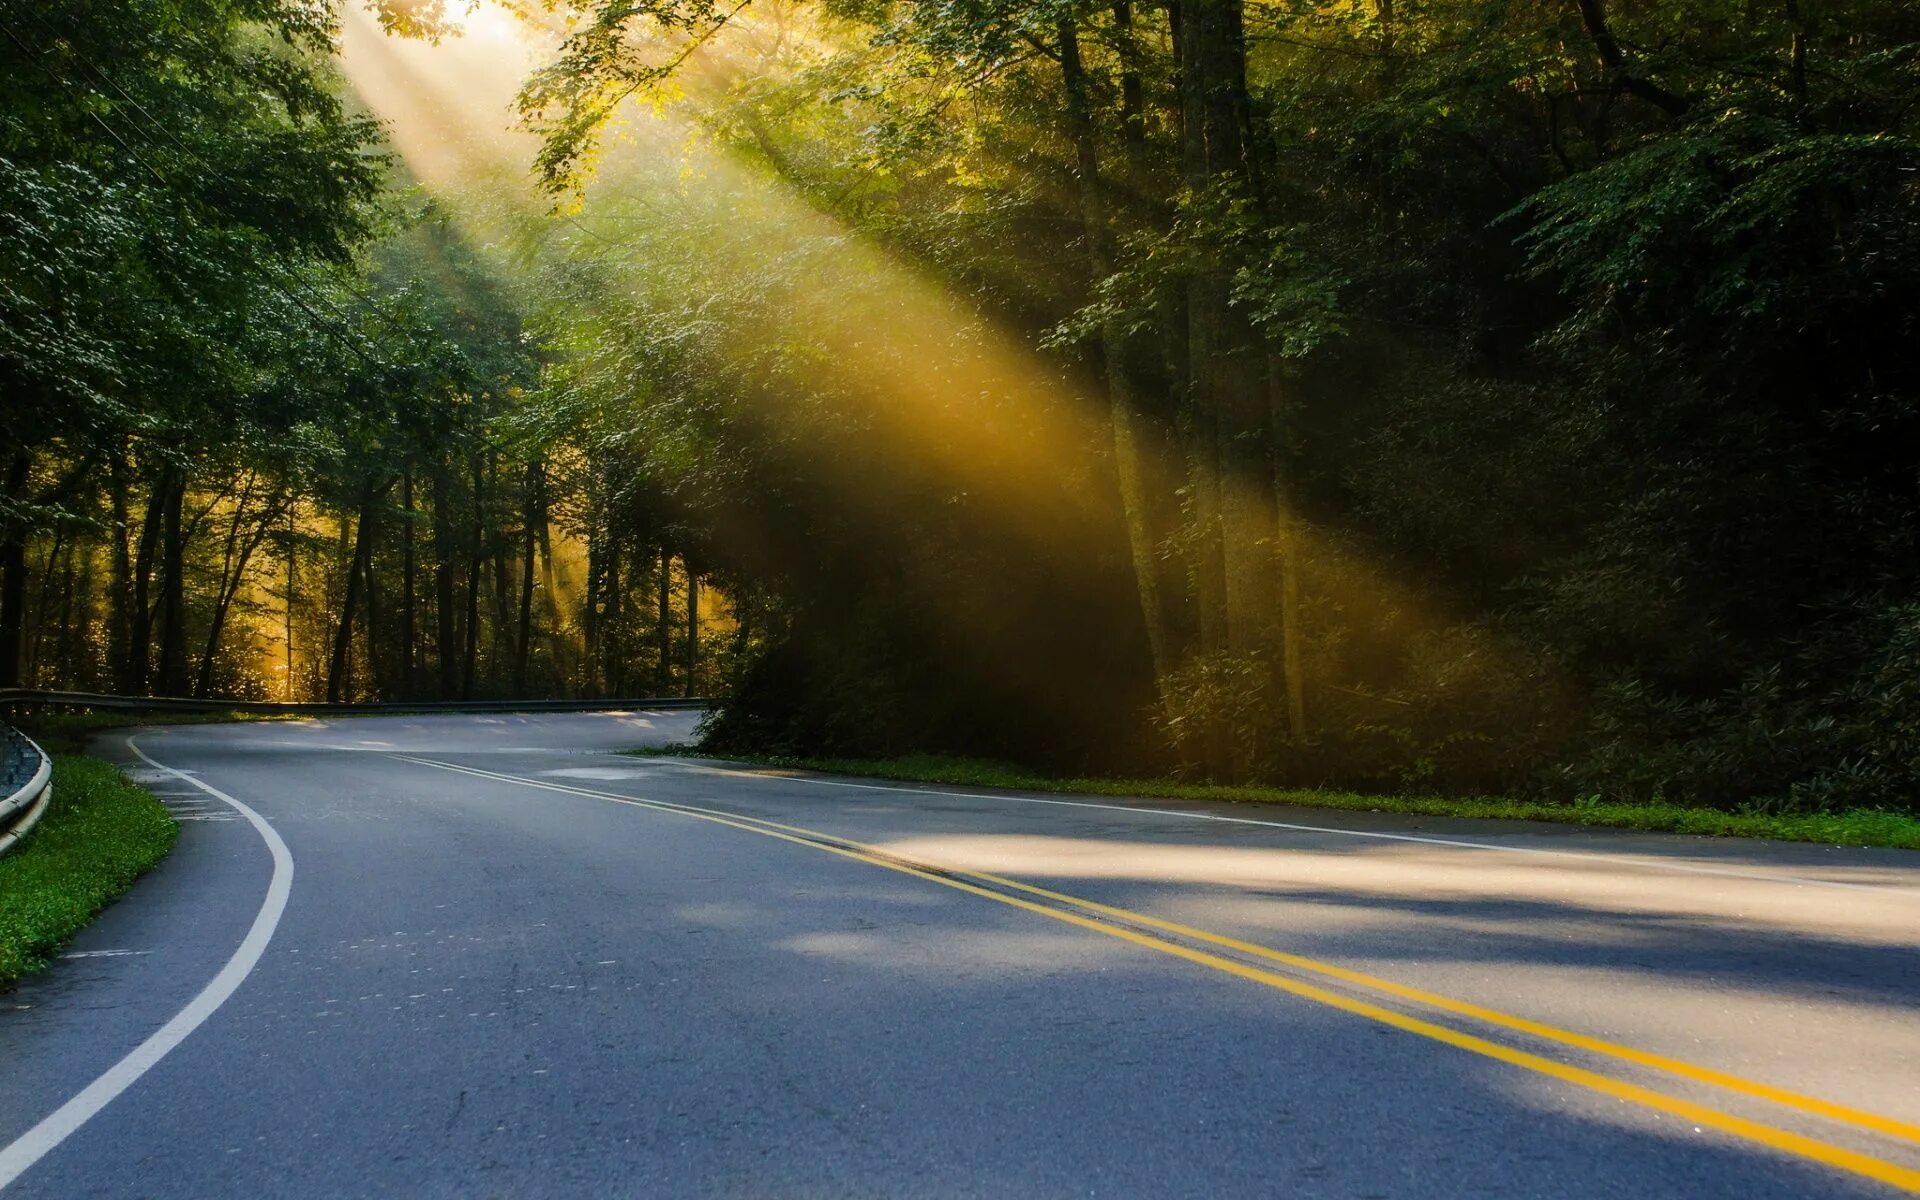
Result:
[0, 755, 179, 987]
[631, 748, 1920, 850]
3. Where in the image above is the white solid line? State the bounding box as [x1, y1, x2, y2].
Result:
[0, 738, 294, 1192]
[647, 762, 1906, 895]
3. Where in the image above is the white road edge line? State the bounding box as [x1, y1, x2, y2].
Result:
[648, 761, 1902, 894]
[0, 737, 294, 1192]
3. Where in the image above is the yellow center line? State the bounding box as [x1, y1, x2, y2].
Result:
[393, 754, 1920, 1195]
[959, 869, 1920, 1143]
[697, 776, 1920, 1145]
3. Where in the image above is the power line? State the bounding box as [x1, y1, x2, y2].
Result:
[0, 13, 401, 375]
[10, 4, 404, 348]
[32, 9, 440, 357]
[16, 8, 405, 365]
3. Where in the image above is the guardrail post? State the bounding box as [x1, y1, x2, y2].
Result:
[0, 722, 53, 858]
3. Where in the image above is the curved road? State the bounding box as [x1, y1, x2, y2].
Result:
[0, 713, 1915, 1197]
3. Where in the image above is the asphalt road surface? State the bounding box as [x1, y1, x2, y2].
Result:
[1, 713, 1915, 1198]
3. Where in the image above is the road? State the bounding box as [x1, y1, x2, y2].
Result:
[0, 713, 1915, 1198]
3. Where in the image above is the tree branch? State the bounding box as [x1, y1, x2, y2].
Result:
[1570, 0, 1690, 116]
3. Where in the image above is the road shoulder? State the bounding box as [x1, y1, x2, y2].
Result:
[0, 734, 272, 1158]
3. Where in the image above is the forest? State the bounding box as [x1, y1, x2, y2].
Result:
[4, 0, 1918, 813]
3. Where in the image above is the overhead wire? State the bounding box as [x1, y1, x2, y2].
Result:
[0, 9, 412, 374]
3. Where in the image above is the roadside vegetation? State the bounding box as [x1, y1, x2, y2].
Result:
[634, 749, 1920, 852]
[0, 756, 177, 987]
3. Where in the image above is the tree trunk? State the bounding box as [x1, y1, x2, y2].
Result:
[432, 468, 459, 699]
[1178, 0, 1227, 671]
[1180, 0, 1276, 775]
[1192, 0, 1275, 662]
[0, 569, 22, 689]
[23, 530, 67, 683]
[127, 471, 165, 694]
[583, 519, 602, 695]
[602, 535, 622, 694]
[655, 546, 672, 693]
[730, 595, 751, 663]
[22, 530, 63, 683]
[192, 473, 252, 697]
[401, 469, 416, 700]
[284, 502, 298, 700]
[0, 536, 22, 691]
[464, 456, 484, 697]
[488, 452, 511, 675]
[361, 500, 383, 700]
[326, 486, 379, 703]
[1215, 401, 1277, 659]
[0, 450, 29, 689]
[1268, 361, 1307, 743]
[1572, 0, 1690, 116]
[515, 461, 538, 696]
[155, 465, 189, 696]
[195, 495, 278, 698]
[683, 565, 699, 697]
[108, 447, 133, 684]
[61, 532, 88, 687]
[536, 492, 570, 695]
[1059, 13, 1173, 692]
[490, 529, 511, 673]
[1113, 2, 1148, 176]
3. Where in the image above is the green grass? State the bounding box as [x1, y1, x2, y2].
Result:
[0, 756, 179, 987]
[629, 748, 1920, 850]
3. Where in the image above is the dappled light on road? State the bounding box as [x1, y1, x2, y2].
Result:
[870, 833, 1920, 946]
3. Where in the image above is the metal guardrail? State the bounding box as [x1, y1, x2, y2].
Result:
[0, 689, 709, 716]
[0, 724, 52, 858]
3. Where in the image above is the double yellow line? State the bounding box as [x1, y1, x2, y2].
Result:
[395, 755, 1920, 1193]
